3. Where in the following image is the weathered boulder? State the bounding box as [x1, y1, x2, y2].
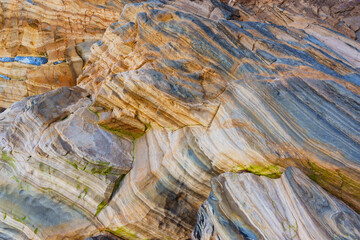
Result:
[0, 86, 133, 239]
[192, 167, 360, 240]
[0, 0, 359, 239]
[76, 2, 360, 238]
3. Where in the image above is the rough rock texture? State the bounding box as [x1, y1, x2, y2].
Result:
[86, 233, 122, 240]
[0, 166, 97, 240]
[0, 0, 140, 108]
[192, 167, 360, 240]
[232, 0, 360, 42]
[81, 0, 360, 206]
[77, 1, 360, 238]
[0, 86, 133, 239]
[0, 0, 359, 239]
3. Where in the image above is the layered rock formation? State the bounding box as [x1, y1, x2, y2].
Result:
[79, 0, 360, 209]
[234, 0, 360, 42]
[0, 0, 140, 108]
[0, 0, 359, 239]
[192, 167, 360, 240]
[0, 86, 133, 239]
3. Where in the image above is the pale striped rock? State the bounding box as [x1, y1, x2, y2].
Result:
[0, 86, 133, 239]
[0, 0, 359, 239]
[192, 167, 360, 240]
[0, 167, 97, 240]
[79, 0, 360, 211]
[75, 1, 360, 238]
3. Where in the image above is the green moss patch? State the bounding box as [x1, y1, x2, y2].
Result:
[13, 215, 26, 224]
[1, 151, 15, 168]
[88, 107, 100, 119]
[95, 174, 127, 217]
[90, 166, 113, 176]
[99, 124, 144, 140]
[230, 164, 283, 178]
[95, 201, 107, 217]
[1, 152, 14, 162]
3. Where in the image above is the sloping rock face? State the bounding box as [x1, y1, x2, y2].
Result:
[233, 0, 360, 42]
[192, 167, 360, 240]
[0, 86, 133, 239]
[80, 0, 360, 207]
[0, 0, 359, 239]
[0, 167, 98, 240]
[76, 1, 360, 238]
[0, 0, 139, 108]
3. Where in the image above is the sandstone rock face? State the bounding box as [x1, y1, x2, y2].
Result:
[192, 167, 360, 240]
[0, 0, 139, 108]
[0, 86, 133, 239]
[80, 0, 360, 209]
[76, 2, 360, 238]
[230, 0, 360, 42]
[0, 0, 359, 239]
[0, 167, 97, 240]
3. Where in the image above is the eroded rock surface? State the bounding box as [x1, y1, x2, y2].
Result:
[0, 0, 359, 239]
[0, 0, 140, 108]
[192, 167, 360, 240]
[80, 0, 360, 208]
[0, 167, 97, 240]
[233, 0, 360, 42]
[0, 86, 133, 239]
[76, 1, 360, 238]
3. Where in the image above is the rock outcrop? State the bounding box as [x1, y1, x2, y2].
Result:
[79, 1, 360, 238]
[0, 0, 140, 108]
[234, 0, 360, 42]
[0, 86, 133, 239]
[80, 0, 360, 210]
[192, 167, 360, 240]
[0, 0, 359, 239]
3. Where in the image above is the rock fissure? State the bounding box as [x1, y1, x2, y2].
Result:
[1, 0, 360, 239]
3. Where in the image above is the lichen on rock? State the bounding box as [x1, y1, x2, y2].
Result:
[0, 0, 360, 239]
[0, 86, 133, 239]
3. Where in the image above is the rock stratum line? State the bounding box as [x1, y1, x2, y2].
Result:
[0, 0, 359, 239]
